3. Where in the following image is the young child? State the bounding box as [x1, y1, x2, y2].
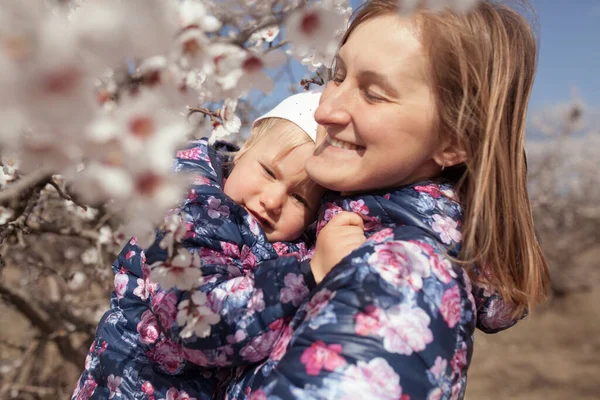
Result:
[72, 89, 326, 400]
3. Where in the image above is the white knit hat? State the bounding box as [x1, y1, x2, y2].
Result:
[253, 86, 323, 142]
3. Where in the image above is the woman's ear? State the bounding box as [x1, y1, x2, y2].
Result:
[433, 137, 467, 169]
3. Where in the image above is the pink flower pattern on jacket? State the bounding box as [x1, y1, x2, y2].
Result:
[300, 340, 346, 376]
[224, 181, 525, 400]
[73, 139, 316, 400]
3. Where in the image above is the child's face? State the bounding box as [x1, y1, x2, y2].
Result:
[224, 122, 325, 242]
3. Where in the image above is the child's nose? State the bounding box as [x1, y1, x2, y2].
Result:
[260, 185, 285, 215]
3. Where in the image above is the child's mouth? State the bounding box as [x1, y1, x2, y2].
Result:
[247, 209, 272, 230]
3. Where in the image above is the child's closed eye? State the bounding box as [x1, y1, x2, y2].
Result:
[292, 193, 310, 209]
[259, 162, 275, 179]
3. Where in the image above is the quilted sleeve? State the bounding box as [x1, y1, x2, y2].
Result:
[244, 239, 475, 400]
[144, 238, 315, 368]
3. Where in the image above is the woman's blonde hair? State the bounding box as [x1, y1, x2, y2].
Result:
[343, 0, 550, 315]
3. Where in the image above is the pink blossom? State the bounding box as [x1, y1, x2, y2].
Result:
[176, 147, 203, 160]
[134, 276, 158, 301]
[248, 389, 267, 400]
[306, 288, 335, 319]
[114, 272, 128, 300]
[163, 387, 197, 400]
[240, 330, 280, 363]
[378, 304, 433, 355]
[368, 241, 431, 290]
[318, 203, 344, 234]
[141, 381, 155, 395]
[415, 184, 442, 198]
[429, 356, 448, 380]
[341, 358, 402, 400]
[240, 245, 258, 270]
[137, 310, 160, 344]
[193, 176, 211, 186]
[74, 376, 98, 400]
[227, 329, 247, 344]
[368, 228, 394, 243]
[147, 339, 184, 374]
[272, 242, 289, 256]
[152, 291, 178, 329]
[187, 189, 199, 202]
[199, 247, 232, 264]
[269, 318, 285, 331]
[430, 254, 455, 284]
[440, 286, 462, 328]
[206, 196, 229, 218]
[363, 215, 382, 232]
[220, 242, 240, 258]
[182, 347, 211, 367]
[427, 388, 444, 400]
[354, 306, 383, 336]
[271, 325, 293, 362]
[224, 275, 253, 294]
[84, 353, 92, 370]
[280, 273, 309, 307]
[107, 374, 122, 399]
[452, 383, 463, 399]
[99, 341, 108, 354]
[248, 289, 265, 313]
[451, 342, 468, 378]
[431, 214, 462, 244]
[300, 340, 346, 376]
[349, 199, 369, 215]
[247, 214, 261, 235]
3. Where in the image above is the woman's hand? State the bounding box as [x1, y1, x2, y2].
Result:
[310, 211, 366, 285]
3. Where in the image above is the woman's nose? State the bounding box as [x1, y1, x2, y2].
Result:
[314, 81, 352, 127]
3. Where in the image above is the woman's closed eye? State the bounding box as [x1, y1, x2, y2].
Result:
[362, 88, 387, 103]
[332, 72, 345, 84]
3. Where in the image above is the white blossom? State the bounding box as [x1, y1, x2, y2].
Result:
[285, 4, 347, 67]
[179, 0, 222, 32]
[81, 247, 100, 265]
[159, 214, 190, 256]
[177, 291, 221, 339]
[249, 25, 280, 46]
[0, 207, 13, 225]
[149, 248, 203, 291]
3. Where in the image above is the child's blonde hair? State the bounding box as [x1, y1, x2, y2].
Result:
[343, 0, 550, 315]
[234, 117, 314, 165]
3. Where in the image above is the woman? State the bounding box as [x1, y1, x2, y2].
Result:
[224, 1, 550, 399]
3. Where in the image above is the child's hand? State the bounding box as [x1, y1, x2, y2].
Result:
[310, 211, 366, 285]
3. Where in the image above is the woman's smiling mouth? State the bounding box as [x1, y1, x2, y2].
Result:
[325, 135, 363, 151]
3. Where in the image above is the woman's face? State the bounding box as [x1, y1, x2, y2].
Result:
[306, 14, 446, 194]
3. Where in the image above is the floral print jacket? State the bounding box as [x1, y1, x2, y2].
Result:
[72, 139, 316, 400]
[223, 181, 522, 400]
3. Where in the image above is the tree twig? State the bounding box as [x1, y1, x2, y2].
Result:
[0, 169, 53, 205]
[48, 179, 88, 211]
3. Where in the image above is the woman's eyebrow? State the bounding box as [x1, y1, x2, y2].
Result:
[336, 52, 399, 97]
[359, 70, 399, 97]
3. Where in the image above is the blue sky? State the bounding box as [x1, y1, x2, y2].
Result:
[262, 0, 599, 120]
[528, 0, 600, 111]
